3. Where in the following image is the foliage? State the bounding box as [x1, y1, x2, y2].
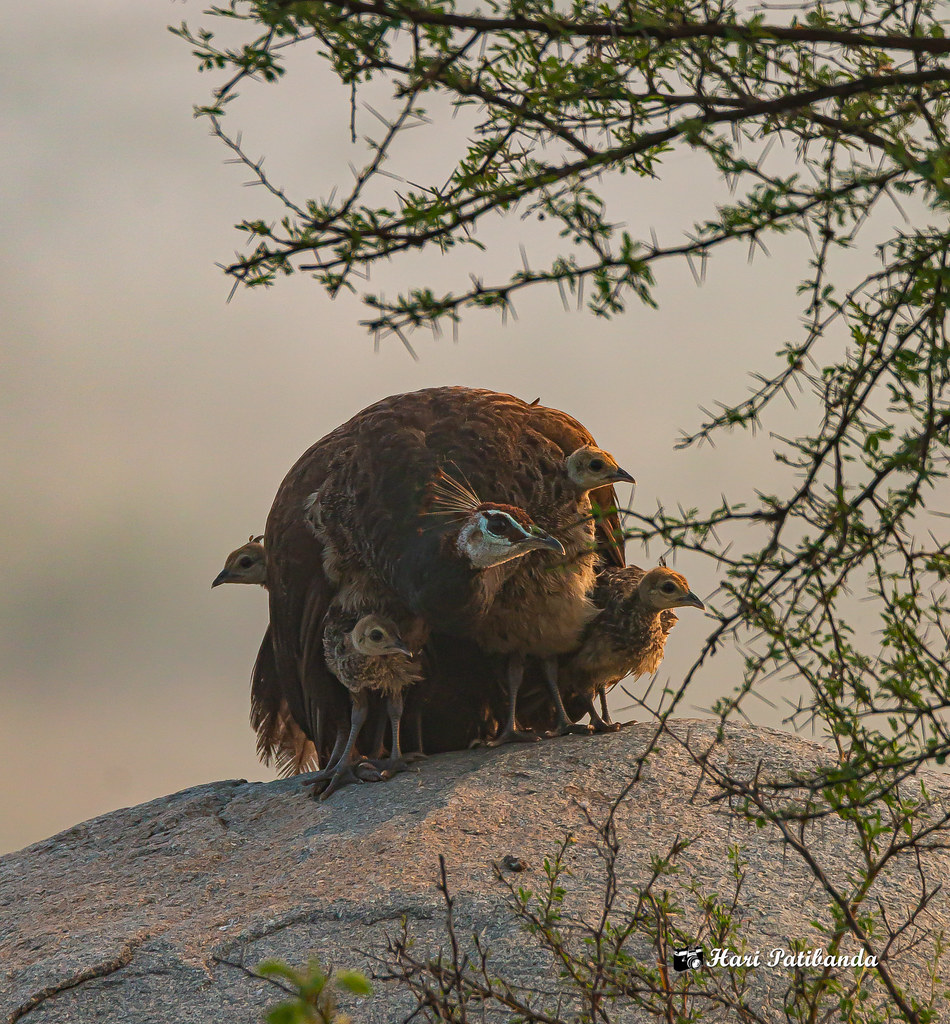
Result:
[172, 1, 950, 329]
[378, 826, 946, 1023]
[177, 3, 950, 1018]
[256, 958, 372, 1024]
[174, 0, 950, 791]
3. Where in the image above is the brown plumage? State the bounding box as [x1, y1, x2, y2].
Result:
[467, 444, 633, 658]
[309, 490, 564, 759]
[311, 480, 566, 638]
[255, 386, 630, 768]
[212, 535, 318, 776]
[560, 566, 705, 731]
[462, 445, 634, 742]
[249, 628, 321, 777]
[309, 409, 631, 746]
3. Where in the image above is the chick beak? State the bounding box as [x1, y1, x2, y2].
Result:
[392, 641, 414, 658]
[683, 591, 706, 610]
[211, 570, 233, 589]
[609, 466, 636, 485]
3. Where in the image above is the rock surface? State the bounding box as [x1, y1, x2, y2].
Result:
[2, 721, 947, 1023]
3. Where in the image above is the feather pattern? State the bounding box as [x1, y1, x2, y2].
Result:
[255, 386, 631, 767]
[558, 565, 704, 725]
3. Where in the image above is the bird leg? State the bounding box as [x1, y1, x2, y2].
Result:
[309, 692, 383, 799]
[307, 718, 380, 787]
[360, 694, 427, 773]
[585, 691, 622, 733]
[599, 689, 612, 726]
[406, 704, 425, 758]
[321, 726, 347, 774]
[542, 657, 592, 737]
[367, 704, 389, 760]
[376, 691, 425, 777]
[488, 654, 541, 745]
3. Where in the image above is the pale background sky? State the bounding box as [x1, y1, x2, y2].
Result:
[1, 2, 897, 854]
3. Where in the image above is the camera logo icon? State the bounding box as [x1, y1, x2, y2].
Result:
[672, 947, 704, 972]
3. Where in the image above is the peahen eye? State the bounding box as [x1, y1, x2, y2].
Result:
[661, 582, 676, 593]
[239, 557, 254, 568]
[589, 458, 604, 471]
[486, 515, 507, 536]
[369, 629, 384, 642]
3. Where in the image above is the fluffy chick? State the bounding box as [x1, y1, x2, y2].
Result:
[310, 612, 423, 799]
[560, 566, 705, 731]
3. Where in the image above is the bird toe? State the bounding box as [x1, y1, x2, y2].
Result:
[379, 757, 415, 778]
[353, 760, 386, 783]
[487, 728, 542, 746]
[310, 761, 381, 800]
[305, 769, 336, 798]
[547, 723, 593, 738]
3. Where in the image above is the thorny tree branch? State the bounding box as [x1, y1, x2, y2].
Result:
[178, 5, 950, 1016]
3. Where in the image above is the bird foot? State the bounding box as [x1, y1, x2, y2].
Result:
[385, 750, 426, 765]
[304, 769, 334, 796]
[546, 722, 593, 738]
[591, 720, 623, 733]
[379, 757, 419, 779]
[487, 728, 542, 747]
[361, 751, 427, 772]
[308, 760, 383, 800]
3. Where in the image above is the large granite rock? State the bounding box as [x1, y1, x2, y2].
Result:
[2, 721, 947, 1023]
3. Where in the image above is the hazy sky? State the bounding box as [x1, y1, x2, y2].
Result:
[1, 2, 888, 854]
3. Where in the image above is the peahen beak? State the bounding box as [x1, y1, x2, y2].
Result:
[526, 531, 566, 556]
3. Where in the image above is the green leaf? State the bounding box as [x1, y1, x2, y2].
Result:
[335, 970, 372, 996]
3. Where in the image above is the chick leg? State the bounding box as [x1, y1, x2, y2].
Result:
[374, 690, 426, 777]
[488, 654, 541, 745]
[309, 692, 382, 799]
[542, 657, 592, 737]
[311, 718, 379, 779]
[586, 691, 622, 733]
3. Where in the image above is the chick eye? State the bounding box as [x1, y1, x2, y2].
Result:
[661, 582, 677, 593]
[369, 629, 384, 643]
[589, 458, 604, 471]
[239, 557, 254, 568]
